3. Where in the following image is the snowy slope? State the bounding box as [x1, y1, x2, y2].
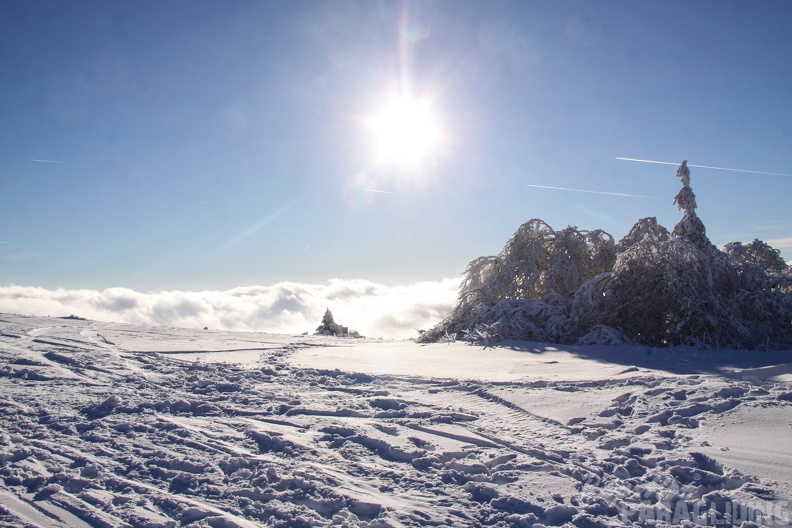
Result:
[1, 314, 791, 527]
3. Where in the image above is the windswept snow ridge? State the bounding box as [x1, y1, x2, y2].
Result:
[1, 314, 791, 527]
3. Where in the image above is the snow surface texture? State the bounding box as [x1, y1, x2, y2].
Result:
[418, 162, 792, 349]
[1, 314, 792, 527]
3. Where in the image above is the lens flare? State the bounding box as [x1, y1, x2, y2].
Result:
[342, 173, 379, 209]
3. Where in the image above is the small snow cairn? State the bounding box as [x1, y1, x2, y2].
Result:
[418, 161, 792, 348]
[315, 308, 362, 338]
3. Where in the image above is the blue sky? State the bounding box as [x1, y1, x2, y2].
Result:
[2, 0, 792, 293]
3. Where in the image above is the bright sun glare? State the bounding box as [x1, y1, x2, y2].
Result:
[370, 98, 440, 165]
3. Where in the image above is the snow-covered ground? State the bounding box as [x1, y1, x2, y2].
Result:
[1, 313, 791, 527]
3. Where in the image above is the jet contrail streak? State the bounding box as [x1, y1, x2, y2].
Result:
[615, 157, 678, 166]
[32, 159, 65, 163]
[526, 184, 649, 198]
[615, 157, 792, 177]
[363, 189, 393, 194]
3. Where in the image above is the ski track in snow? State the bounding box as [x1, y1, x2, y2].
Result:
[1, 314, 791, 527]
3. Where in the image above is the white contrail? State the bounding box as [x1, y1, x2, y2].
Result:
[363, 188, 393, 194]
[224, 201, 296, 248]
[615, 157, 792, 177]
[32, 159, 65, 163]
[526, 184, 649, 198]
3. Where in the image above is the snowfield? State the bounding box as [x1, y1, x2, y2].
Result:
[1, 314, 792, 527]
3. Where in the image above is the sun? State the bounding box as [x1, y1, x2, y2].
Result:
[370, 97, 440, 165]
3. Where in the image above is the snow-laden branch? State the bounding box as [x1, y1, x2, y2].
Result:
[419, 162, 792, 348]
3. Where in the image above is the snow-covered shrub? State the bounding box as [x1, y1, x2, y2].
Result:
[417, 220, 614, 343]
[723, 239, 792, 346]
[456, 293, 574, 343]
[419, 162, 792, 348]
[576, 324, 634, 346]
[582, 237, 748, 347]
[724, 239, 788, 272]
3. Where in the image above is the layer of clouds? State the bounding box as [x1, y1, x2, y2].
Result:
[0, 278, 461, 340]
[764, 237, 792, 267]
[766, 236, 792, 250]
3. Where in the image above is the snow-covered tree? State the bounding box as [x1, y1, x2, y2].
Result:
[417, 220, 615, 343]
[724, 239, 788, 272]
[671, 160, 712, 250]
[419, 161, 792, 349]
[615, 216, 669, 252]
[579, 235, 745, 346]
[315, 308, 362, 338]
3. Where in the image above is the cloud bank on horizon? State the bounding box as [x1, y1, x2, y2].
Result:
[0, 278, 461, 340]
